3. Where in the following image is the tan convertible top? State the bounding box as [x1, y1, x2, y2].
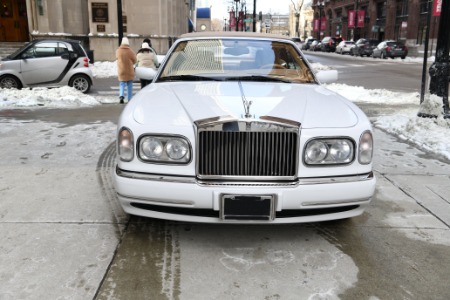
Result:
[179, 31, 292, 41]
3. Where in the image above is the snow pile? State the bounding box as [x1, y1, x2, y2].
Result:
[0, 86, 101, 108]
[310, 62, 333, 72]
[375, 113, 450, 160]
[325, 83, 419, 105]
[92, 61, 117, 78]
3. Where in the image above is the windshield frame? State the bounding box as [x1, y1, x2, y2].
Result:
[156, 37, 317, 84]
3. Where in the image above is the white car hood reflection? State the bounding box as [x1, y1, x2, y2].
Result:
[132, 82, 358, 128]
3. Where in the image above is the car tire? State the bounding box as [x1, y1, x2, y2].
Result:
[69, 74, 91, 93]
[0, 75, 22, 89]
[401, 56, 406, 59]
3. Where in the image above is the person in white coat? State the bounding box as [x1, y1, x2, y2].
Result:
[136, 42, 159, 88]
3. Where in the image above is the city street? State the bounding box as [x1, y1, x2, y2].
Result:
[304, 51, 427, 93]
[0, 55, 449, 299]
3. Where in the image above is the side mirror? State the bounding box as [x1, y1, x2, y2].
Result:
[316, 70, 338, 84]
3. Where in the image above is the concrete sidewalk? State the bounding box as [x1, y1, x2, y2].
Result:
[373, 128, 450, 228]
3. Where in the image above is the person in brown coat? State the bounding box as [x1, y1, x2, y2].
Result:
[116, 37, 137, 104]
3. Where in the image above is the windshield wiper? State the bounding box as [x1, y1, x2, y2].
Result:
[224, 75, 292, 83]
[157, 75, 221, 82]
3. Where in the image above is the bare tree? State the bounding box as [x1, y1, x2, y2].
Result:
[291, 0, 305, 37]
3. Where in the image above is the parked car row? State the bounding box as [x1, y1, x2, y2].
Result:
[302, 36, 409, 59]
[301, 36, 343, 53]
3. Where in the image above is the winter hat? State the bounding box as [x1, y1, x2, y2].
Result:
[141, 42, 151, 50]
[143, 38, 152, 47]
[121, 37, 130, 46]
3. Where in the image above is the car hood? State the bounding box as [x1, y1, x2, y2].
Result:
[132, 82, 358, 129]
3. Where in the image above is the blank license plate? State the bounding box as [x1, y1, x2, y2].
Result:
[221, 195, 274, 221]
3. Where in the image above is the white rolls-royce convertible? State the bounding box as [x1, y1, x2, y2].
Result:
[114, 32, 376, 224]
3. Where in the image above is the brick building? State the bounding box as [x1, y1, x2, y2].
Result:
[311, 0, 442, 56]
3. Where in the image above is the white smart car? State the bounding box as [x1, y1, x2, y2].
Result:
[0, 39, 93, 93]
[114, 32, 376, 224]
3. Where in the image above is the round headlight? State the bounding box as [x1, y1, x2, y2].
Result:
[141, 137, 163, 159]
[306, 140, 328, 164]
[330, 140, 352, 161]
[165, 139, 188, 160]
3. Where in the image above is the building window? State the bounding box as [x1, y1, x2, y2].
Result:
[417, 0, 430, 45]
[395, 0, 408, 40]
[419, 0, 429, 14]
[396, 0, 408, 17]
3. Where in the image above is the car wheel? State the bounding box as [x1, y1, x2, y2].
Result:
[401, 56, 406, 59]
[69, 74, 91, 93]
[0, 75, 22, 89]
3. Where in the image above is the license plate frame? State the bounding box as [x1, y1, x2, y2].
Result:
[220, 195, 275, 221]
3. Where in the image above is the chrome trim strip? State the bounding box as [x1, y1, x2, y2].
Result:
[197, 174, 297, 181]
[259, 115, 301, 127]
[117, 193, 195, 206]
[194, 115, 238, 127]
[197, 181, 298, 187]
[117, 167, 374, 186]
[302, 197, 372, 207]
[116, 167, 197, 184]
[298, 172, 374, 185]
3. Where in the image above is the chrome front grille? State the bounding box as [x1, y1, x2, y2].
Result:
[197, 130, 299, 179]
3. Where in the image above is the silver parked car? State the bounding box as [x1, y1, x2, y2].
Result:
[372, 40, 408, 59]
[0, 39, 93, 93]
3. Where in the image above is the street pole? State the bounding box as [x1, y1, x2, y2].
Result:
[317, 4, 322, 40]
[428, 0, 450, 118]
[117, 0, 123, 46]
[253, 0, 256, 32]
[354, 0, 358, 41]
[419, 0, 433, 105]
[235, 0, 239, 31]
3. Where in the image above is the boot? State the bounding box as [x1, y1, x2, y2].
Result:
[119, 96, 124, 104]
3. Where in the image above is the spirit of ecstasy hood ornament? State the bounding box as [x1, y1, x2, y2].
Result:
[238, 81, 252, 118]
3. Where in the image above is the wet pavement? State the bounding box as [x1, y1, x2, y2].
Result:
[0, 104, 449, 299]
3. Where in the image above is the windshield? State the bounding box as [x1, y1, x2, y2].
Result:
[7, 43, 29, 59]
[157, 38, 316, 84]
